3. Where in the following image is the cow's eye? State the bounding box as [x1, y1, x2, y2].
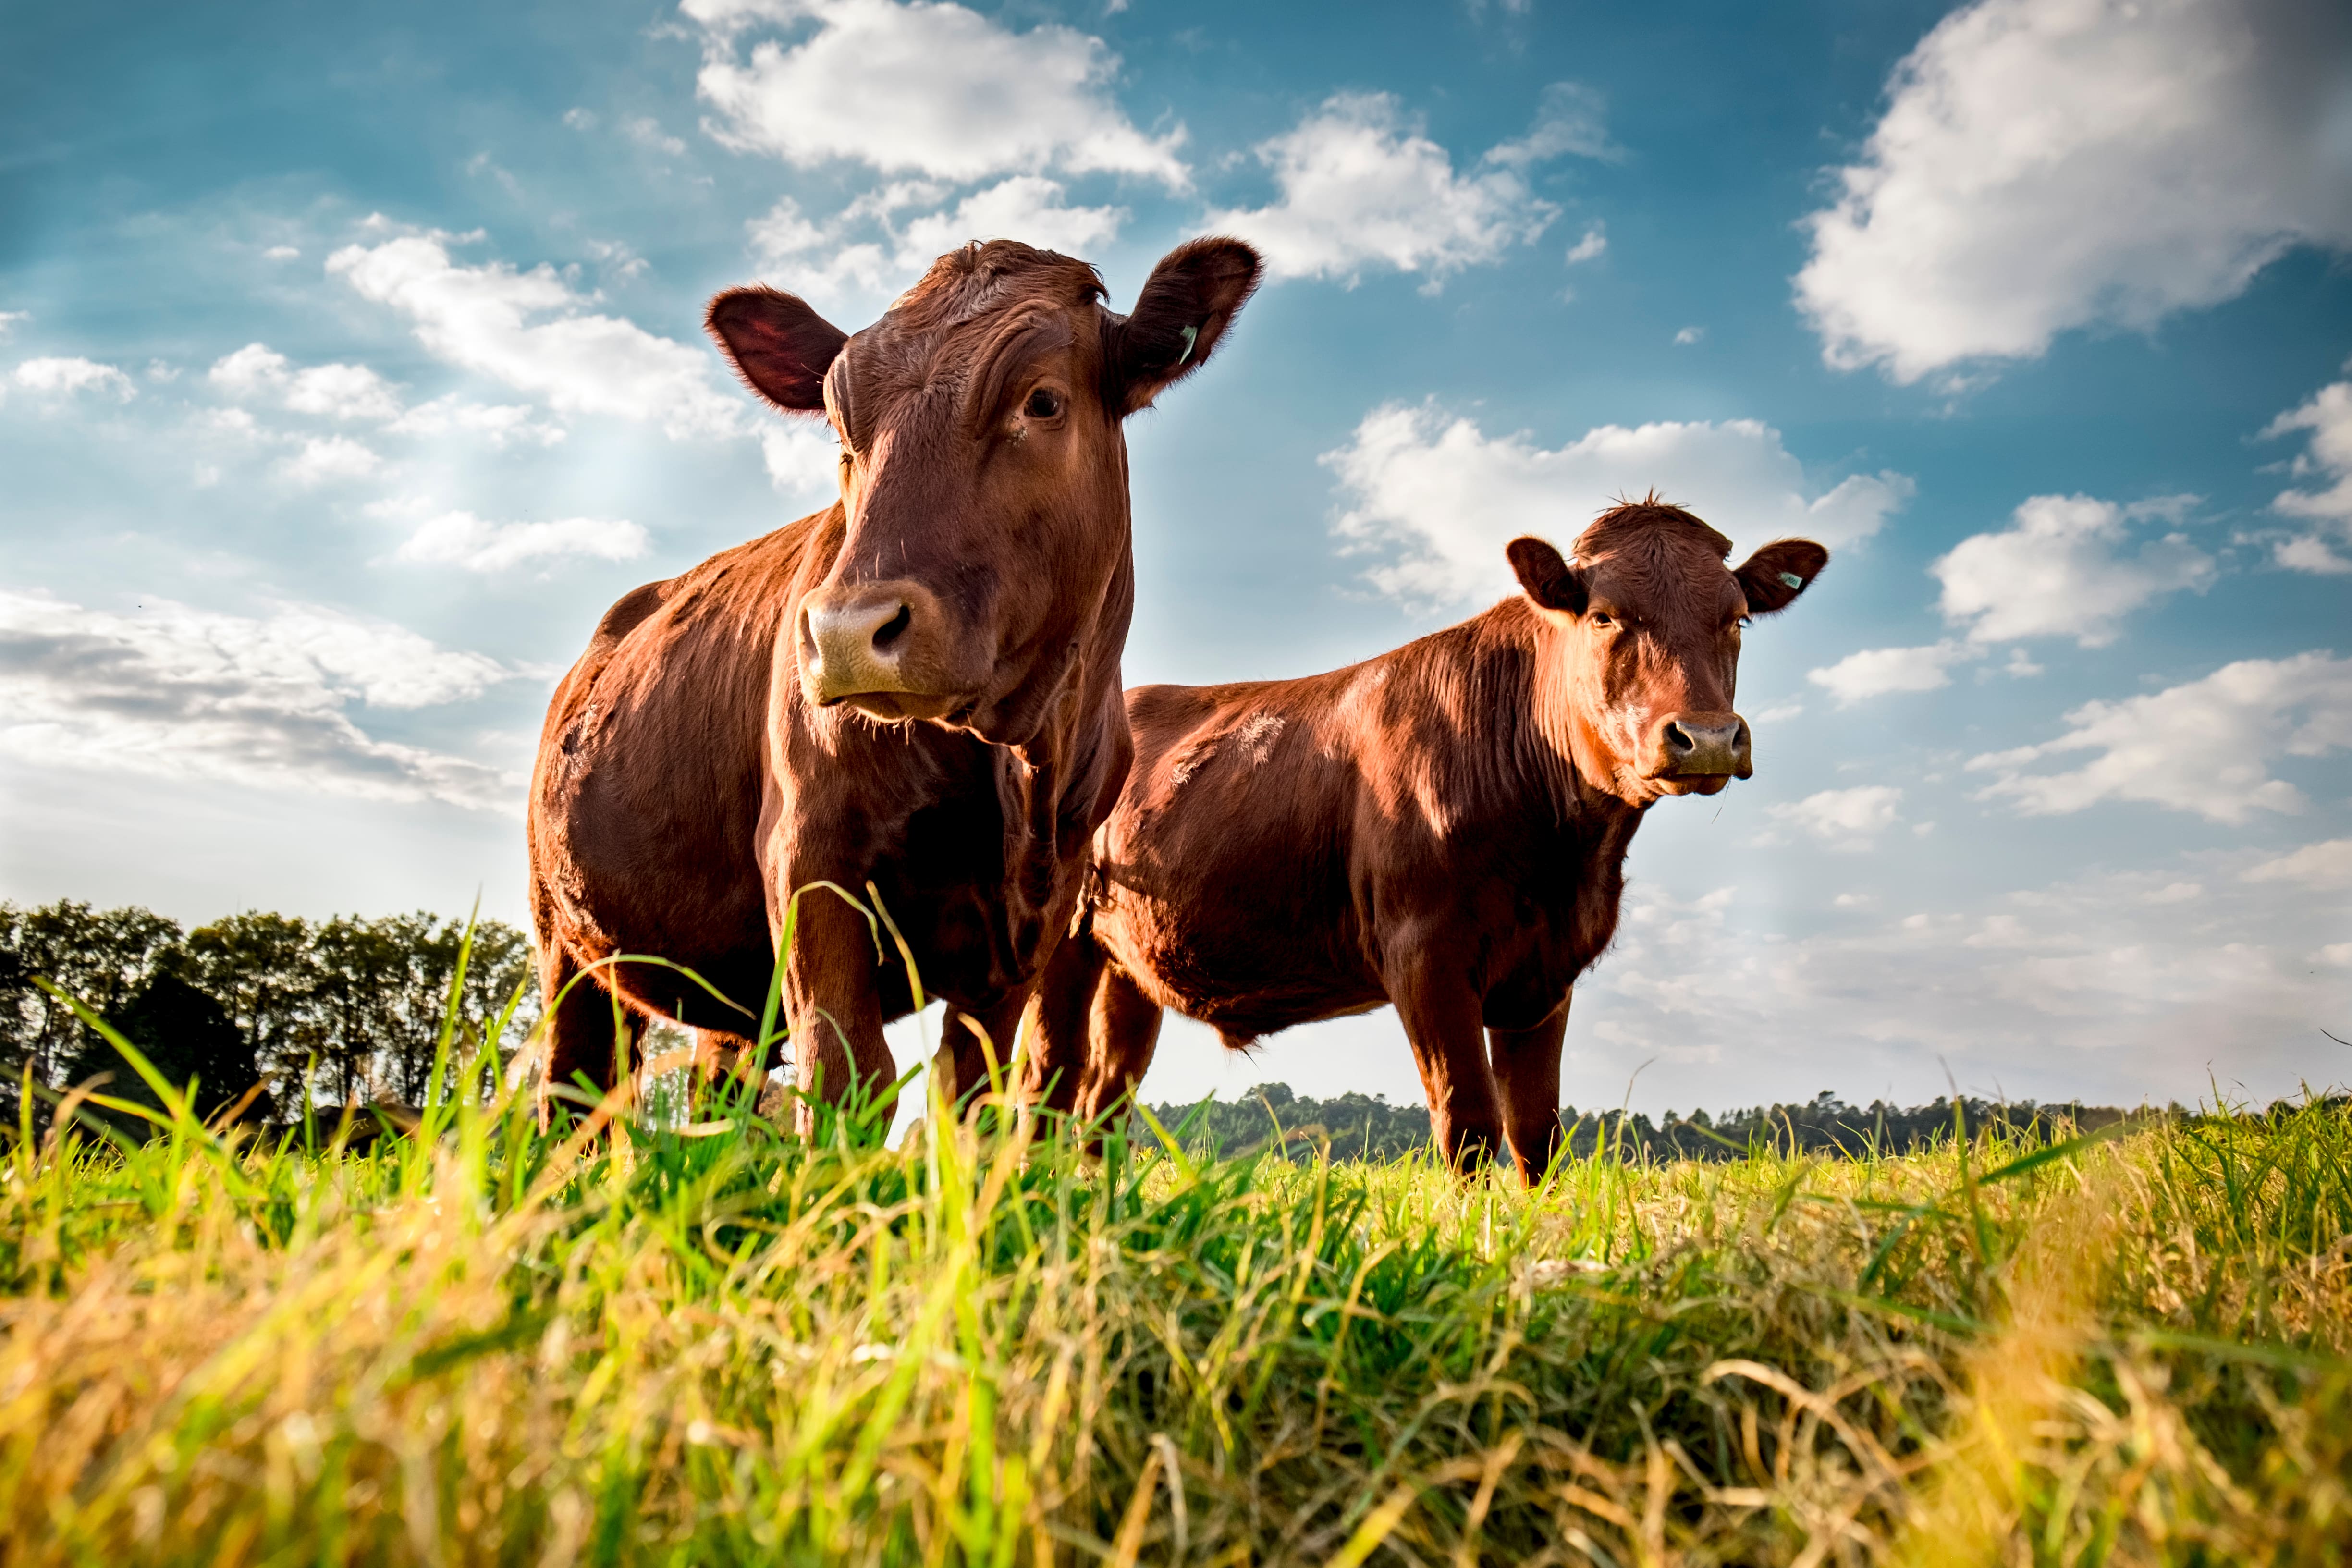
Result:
[1587, 612, 1615, 628]
[1024, 388, 1063, 420]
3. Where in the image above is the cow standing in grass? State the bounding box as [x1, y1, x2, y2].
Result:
[1028, 502, 1828, 1182]
[527, 238, 1262, 1122]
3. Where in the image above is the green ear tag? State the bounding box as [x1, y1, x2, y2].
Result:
[1778, 571, 1805, 589]
[1174, 324, 1199, 366]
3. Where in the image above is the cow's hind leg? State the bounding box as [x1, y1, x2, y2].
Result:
[935, 991, 1032, 1114]
[1075, 964, 1164, 1126]
[1024, 930, 1107, 1119]
[539, 943, 640, 1126]
[1489, 997, 1569, 1187]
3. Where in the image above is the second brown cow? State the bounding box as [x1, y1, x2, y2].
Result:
[1026, 501, 1828, 1182]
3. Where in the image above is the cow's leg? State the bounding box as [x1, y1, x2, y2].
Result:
[1024, 930, 1107, 1118]
[934, 991, 1031, 1113]
[539, 943, 638, 1126]
[782, 891, 895, 1135]
[1488, 998, 1569, 1186]
[1075, 964, 1164, 1125]
[1389, 959, 1505, 1172]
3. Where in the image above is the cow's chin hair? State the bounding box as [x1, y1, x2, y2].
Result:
[832, 691, 965, 724]
[1650, 775, 1732, 798]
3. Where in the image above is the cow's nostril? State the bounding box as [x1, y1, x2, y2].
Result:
[873, 603, 912, 651]
[1662, 721, 1694, 757]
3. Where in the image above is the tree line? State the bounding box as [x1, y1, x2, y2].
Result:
[1147, 1083, 2150, 1164]
[0, 900, 536, 1127]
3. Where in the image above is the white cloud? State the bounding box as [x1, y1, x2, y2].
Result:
[327, 229, 744, 440]
[761, 422, 842, 500]
[1796, 0, 2352, 383]
[747, 175, 1128, 308]
[1808, 640, 1972, 704]
[2243, 837, 2352, 888]
[2264, 379, 2352, 573]
[1969, 650, 2352, 821]
[0, 589, 521, 811]
[264, 245, 301, 261]
[1206, 92, 1572, 286]
[686, 0, 1187, 188]
[897, 175, 1127, 262]
[277, 434, 385, 486]
[1485, 81, 1620, 167]
[0, 311, 26, 339]
[1672, 326, 1703, 346]
[1574, 861, 2352, 1107]
[1322, 401, 1912, 607]
[11, 356, 137, 402]
[209, 343, 405, 421]
[1564, 223, 1606, 265]
[1933, 493, 2214, 646]
[1768, 784, 1905, 849]
[385, 393, 565, 448]
[624, 116, 687, 157]
[393, 510, 649, 573]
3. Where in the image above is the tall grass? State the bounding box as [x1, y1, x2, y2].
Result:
[2, 997, 2347, 1563]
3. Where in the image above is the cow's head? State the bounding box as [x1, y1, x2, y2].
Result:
[1506, 500, 1828, 804]
[707, 237, 1262, 746]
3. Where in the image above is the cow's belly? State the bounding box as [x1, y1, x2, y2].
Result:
[1096, 874, 1384, 1042]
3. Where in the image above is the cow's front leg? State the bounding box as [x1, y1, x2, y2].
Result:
[1386, 952, 1505, 1172]
[782, 887, 896, 1134]
[1488, 995, 1569, 1186]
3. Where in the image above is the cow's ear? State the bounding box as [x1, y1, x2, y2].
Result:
[1108, 237, 1263, 416]
[706, 286, 847, 416]
[1733, 539, 1830, 616]
[1507, 537, 1588, 614]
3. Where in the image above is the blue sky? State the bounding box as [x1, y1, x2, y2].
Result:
[4, 0, 2349, 1117]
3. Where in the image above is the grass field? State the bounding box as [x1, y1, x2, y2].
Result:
[4, 1006, 2349, 1566]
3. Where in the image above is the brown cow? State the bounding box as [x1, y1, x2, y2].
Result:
[1025, 501, 1827, 1182]
[527, 237, 1262, 1123]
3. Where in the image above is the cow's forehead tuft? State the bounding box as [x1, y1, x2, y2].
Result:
[1574, 500, 1732, 561]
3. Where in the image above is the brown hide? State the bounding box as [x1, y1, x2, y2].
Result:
[528, 237, 1261, 1123]
[1029, 502, 1828, 1182]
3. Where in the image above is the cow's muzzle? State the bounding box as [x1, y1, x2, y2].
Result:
[799, 580, 963, 721]
[1643, 711, 1752, 793]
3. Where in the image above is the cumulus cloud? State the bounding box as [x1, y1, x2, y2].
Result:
[392, 510, 649, 574]
[1933, 493, 2214, 645]
[209, 343, 404, 421]
[1767, 785, 1905, 848]
[1808, 640, 1972, 705]
[384, 392, 565, 448]
[2243, 837, 2352, 887]
[1206, 91, 1587, 286]
[1563, 223, 1607, 265]
[0, 311, 27, 340]
[1969, 650, 2352, 821]
[2263, 379, 2352, 573]
[748, 175, 1129, 305]
[0, 589, 522, 811]
[11, 356, 137, 402]
[1810, 492, 2215, 704]
[1796, 0, 2352, 383]
[327, 228, 744, 440]
[277, 435, 385, 486]
[1322, 401, 1912, 607]
[686, 0, 1186, 188]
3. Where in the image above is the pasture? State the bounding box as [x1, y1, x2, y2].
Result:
[5, 1009, 2346, 1565]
